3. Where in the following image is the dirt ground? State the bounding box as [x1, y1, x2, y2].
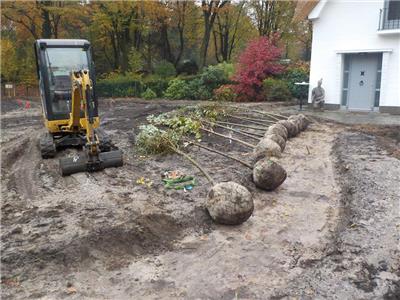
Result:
[1, 98, 399, 299]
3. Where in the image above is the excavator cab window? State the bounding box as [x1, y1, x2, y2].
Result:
[34, 39, 98, 121]
[44, 47, 89, 115]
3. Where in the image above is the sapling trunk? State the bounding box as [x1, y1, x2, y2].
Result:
[227, 114, 273, 127]
[201, 127, 256, 149]
[187, 141, 253, 169]
[216, 121, 268, 131]
[227, 114, 275, 125]
[248, 109, 288, 120]
[226, 105, 288, 121]
[202, 120, 261, 141]
[169, 144, 214, 185]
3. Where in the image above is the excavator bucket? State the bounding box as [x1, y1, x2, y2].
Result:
[59, 150, 123, 176]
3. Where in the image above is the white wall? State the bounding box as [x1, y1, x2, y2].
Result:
[309, 0, 400, 108]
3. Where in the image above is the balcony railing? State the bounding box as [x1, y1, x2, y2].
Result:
[379, 7, 400, 30]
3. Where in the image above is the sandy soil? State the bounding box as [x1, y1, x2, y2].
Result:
[1, 99, 399, 299]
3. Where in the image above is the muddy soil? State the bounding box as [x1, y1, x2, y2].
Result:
[1, 98, 399, 299]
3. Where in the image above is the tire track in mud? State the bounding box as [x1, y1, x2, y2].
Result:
[7, 131, 43, 201]
[272, 131, 400, 299]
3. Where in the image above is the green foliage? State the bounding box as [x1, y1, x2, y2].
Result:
[141, 88, 157, 100]
[128, 47, 144, 73]
[213, 85, 237, 102]
[262, 78, 291, 102]
[142, 75, 170, 97]
[148, 114, 202, 139]
[214, 62, 235, 78]
[166, 64, 232, 100]
[185, 77, 211, 100]
[164, 79, 190, 100]
[154, 60, 177, 77]
[97, 75, 144, 97]
[284, 65, 309, 99]
[135, 125, 180, 155]
[200, 64, 231, 91]
[97, 74, 170, 98]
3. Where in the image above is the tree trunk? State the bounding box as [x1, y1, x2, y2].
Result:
[40, 2, 52, 38]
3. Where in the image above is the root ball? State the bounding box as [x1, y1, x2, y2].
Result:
[288, 115, 301, 133]
[206, 182, 254, 225]
[253, 158, 287, 191]
[253, 138, 282, 163]
[277, 120, 297, 138]
[264, 133, 286, 152]
[266, 124, 288, 140]
[297, 114, 309, 130]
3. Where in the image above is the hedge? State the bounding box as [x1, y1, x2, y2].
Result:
[96, 77, 143, 97]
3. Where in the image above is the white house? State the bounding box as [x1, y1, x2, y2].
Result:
[296, 0, 400, 114]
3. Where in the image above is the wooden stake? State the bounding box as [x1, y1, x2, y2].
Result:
[200, 127, 256, 148]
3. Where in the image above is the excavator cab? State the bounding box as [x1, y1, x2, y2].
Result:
[34, 39, 123, 175]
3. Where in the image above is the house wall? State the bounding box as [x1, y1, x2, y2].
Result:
[308, 0, 400, 109]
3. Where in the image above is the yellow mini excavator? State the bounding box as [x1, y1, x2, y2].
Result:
[34, 39, 123, 176]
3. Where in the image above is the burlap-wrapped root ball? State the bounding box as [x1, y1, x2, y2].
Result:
[206, 181, 254, 225]
[266, 124, 288, 140]
[297, 114, 309, 130]
[253, 137, 282, 160]
[288, 115, 302, 133]
[264, 133, 286, 152]
[277, 120, 298, 138]
[253, 158, 287, 191]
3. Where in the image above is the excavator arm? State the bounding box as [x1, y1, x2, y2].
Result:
[59, 70, 123, 176]
[62, 69, 99, 156]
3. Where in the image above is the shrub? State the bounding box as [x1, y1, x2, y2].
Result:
[186, 77, 205, 100]
[164, 79, 190, 100]
[233, 36, 284, 101]
[141, 88, 157, 100]
[143, 75, 170, 97]
[200, 64, 230, 91]
[176, 59, 199, 75]
[135, 125, 179, 155]
[284, 64, 309, 99]
[154, 60, 177, 78]
[96, 75, 143, 97]
[213, 85, 237, 102]
[262, 78, 291, 102]
[215, 62, 235, 78]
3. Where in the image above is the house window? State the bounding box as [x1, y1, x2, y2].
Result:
[380, 0, 400, 29]
[388, 0, 400, 20]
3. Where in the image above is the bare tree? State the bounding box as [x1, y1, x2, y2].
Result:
[200, 0, 229, 68]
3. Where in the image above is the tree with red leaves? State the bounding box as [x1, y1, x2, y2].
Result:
[233, 36, 284, 101]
